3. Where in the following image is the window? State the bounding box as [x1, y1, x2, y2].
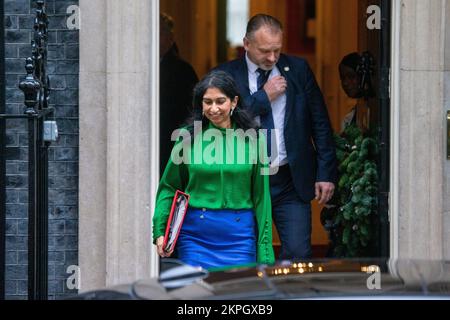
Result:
[226, 0, 249, 46]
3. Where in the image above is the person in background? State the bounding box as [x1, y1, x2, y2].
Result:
[153, 70, 275, 269]
[160, 13, 198, 175]
[215, 14, 337, 260]
[338, 52, 363, 132]
[321, 51, 376, 257]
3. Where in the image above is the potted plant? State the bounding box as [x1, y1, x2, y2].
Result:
[330, 124, 379, 257]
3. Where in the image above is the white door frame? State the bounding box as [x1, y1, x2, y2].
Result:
[149, 0, 160, 277]
[389, 0, 401, 260]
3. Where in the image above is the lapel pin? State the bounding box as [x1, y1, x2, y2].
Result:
[284, 66, 290, 72]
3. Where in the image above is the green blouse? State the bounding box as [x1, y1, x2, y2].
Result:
[153, 121, 275, 264]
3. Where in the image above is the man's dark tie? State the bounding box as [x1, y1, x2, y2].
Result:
[256, 68, 271, 90]
[256, 68, 275, 161]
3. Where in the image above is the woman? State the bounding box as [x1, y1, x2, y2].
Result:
[153, 70, 275, 269]
[338, 52, 362, 132]
[338, 51, 376, 132]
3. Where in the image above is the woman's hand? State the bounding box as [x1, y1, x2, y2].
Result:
[156, 236, 173, 258]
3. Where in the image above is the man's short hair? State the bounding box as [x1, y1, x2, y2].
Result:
[245, 14, 283, 39]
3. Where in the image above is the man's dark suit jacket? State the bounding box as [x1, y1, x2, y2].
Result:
[160, 45, 198, 174]
[216, 54, 337, 202]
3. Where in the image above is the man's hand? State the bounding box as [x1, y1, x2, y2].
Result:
[263, 76, 287, 101]
[156, 236, 173, 258]
[315, 182, 335, 205]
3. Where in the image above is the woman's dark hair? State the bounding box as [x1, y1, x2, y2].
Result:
[339, 52, 361, 71]
[339, 51, 375, 99]
[185, 70, 257, 135]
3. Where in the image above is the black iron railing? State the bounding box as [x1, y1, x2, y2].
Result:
[0, 0, 53, 300]
[0, 0, 6, 301]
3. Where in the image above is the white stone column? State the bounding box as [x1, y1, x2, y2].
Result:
[79, 0, 159, 291]
[79, 0, 108, 291]
[391, 0, 449, 260]
[444, 0, 450, 259]
[104, 0, 154, 286]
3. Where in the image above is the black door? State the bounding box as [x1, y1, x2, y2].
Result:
[357, 0, 390, 257]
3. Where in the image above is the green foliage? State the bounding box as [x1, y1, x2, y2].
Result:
[330, 124, 379, 257]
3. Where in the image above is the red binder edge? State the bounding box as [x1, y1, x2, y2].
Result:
[162, 190, 190, 252]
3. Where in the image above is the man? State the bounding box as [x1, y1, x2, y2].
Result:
[160, 13, 198, 174]
[216, 14, 337, 260]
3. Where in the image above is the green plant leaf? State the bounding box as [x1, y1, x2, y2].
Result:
[348, 151, 358, 162]
[361, 196, 372, 206]
[351, 194, 361, 204]
[343, 209, 351, 220]
[360, 224, 369, 236]
[328, 124, 380, 257]
[343, 227, 351, 244]
[338, 175, 349, 189]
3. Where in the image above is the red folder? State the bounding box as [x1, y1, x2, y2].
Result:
[162, 190, 190, 253]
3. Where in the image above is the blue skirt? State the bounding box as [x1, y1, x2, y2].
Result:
[176, 208, 257, 269]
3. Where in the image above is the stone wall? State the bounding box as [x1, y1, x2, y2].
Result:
[4, 0, 79, 299]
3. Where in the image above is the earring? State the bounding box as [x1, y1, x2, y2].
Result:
[230, 108, 235, 116]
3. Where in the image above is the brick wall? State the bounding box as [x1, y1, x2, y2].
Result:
[4, 0, 79, 299]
